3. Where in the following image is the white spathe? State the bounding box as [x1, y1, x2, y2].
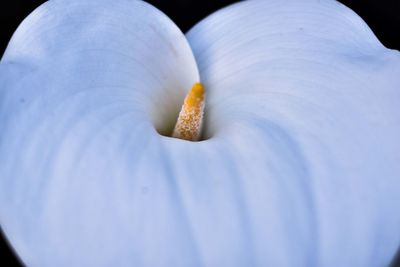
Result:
[0, 0, 399, 266]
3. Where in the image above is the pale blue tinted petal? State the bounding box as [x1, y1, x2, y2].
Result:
[0, 0, 200, 266]
[187, 0, 400, 266]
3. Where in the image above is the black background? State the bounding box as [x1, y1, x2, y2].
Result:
[0, 0, 399, 266]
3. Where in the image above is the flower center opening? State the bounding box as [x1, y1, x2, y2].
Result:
[155, 83, 206, 141]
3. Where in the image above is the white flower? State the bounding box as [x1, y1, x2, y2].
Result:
[1, 0, 399, 266]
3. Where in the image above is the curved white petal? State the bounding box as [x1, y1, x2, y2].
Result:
[187, 0, 400, 266]
[0, 0, 199, 266]
[1, 0, 199, 135]
[1, 0, 400, 266]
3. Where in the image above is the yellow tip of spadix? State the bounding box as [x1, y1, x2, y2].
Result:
[172, 83, 205, 141]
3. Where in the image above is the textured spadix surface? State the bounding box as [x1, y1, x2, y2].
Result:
[1, 0, 400, 266]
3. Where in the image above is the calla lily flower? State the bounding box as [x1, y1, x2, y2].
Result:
[1, 0, 400, 266]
